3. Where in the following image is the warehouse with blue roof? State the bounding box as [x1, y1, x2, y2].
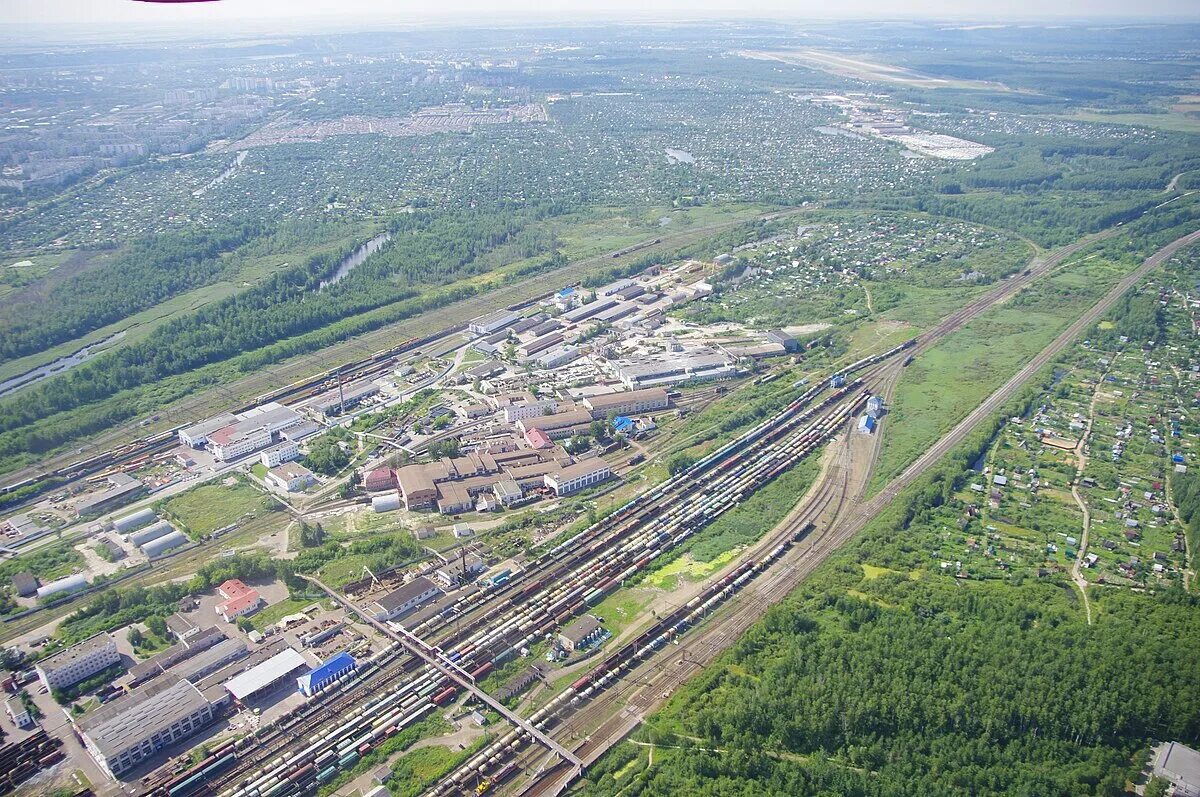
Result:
[297, 651, 356, 697]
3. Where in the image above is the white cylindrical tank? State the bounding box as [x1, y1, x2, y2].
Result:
[372, 493, 401, 513]
[129, 520, 174, 547]
[141, 530, 189, 558]
[112, 508, 156, 534]
[35, 573, 88, 600]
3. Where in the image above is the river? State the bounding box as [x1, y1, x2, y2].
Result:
[0, 331, 127, 398]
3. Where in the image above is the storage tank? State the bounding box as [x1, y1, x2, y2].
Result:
[35, 573, 88, 600]
[129, 520, 174, 547]
[141, 531, 189, 558]
[112, 508, 156, 534]
[372, 493, 401, 513]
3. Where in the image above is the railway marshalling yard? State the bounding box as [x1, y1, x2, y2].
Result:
[1, 216, 1198, 797]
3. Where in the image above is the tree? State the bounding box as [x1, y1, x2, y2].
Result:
[340, 471, 361, 500]
[145, 615, 168, 638]
[590, 420, 609, 441]
[0, 646, 25, 670]
[236, 616, 254, 633]
[127, 627, 144, 647]
[299, 522, 327, 548]
[429, 438, 460, 459]
[668, 452, 697, 477]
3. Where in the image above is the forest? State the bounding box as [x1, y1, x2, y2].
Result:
[0, 204, 566, 464]
[577, 384, 1200, 797]
[0, 223, 263, 365]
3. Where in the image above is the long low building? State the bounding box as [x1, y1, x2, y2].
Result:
[368, 576, 443, 622]
[581, 387, 669, 418]
[545, 459, 613, 496]
[309, 382, 380, 417]
[518, 409, 594, 440]
[223, 648, 308, 702]
[77, 674, 213, 778]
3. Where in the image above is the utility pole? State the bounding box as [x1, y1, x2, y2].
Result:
[337, 366, 346, 416]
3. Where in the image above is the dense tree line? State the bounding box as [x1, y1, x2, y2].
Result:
[578, 371, 1200, 796]
[0, 206, 563, 461]
[0, 223, 263, 364]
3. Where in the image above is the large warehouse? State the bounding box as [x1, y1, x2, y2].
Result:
[77, 674, 214, 778]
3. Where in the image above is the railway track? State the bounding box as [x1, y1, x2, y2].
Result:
[157, 341, 907, 797]
[120, 223, 1188, 797]
[480, 227, 1200, 797]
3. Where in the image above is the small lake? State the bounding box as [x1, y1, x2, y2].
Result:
[318, 233, 391, 292]
[665, 148, 695, 164]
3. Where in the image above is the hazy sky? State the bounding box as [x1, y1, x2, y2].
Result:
[6, 0, 1200, 29]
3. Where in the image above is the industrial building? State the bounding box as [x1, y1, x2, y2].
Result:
[36, 633, 121, 691]
[1153, 742, 1200, 797]
[615, 351, 737, 389]
[266, 462, 315, 493]
[126, 627, 227, 687]
[434, 555, 485, 588]
[10, 572, 38, 598]
[765, 329, 799, 352]
[297, 651, 356, 697]
[368, 576, 443, 622]
[178, 413, 238, 448]
[309, 382, 380, 417]
[545, 459, 613, 496]
[111, 508, 156, 535]
[35, 572, 89, 601]
[77, 675, 213, 778]
[582, 387, 669, 418]
[142, 531, 189, 559]
[223, 647, 309, 703]
[204, 404, 302, 461]
[857, 414, 876, 434]
[866, 396, 884, 419]
[558, 615, 604, 652]
[177, 415, 236, 450]
[536, 345, 583, 370]
[468, 309, 520, 336]
[76, 473, 146, 518]
[128, 520, 173, 546]
[518, 408, 594, 441]
[364, 467, 397, 492]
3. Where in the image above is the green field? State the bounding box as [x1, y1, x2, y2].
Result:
[870, 248, 1134, 493]
[161, 481, 271, 537]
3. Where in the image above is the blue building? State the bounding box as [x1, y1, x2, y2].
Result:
[297, 651, 356, 697]
[857, 414, 877, 434]
[611, 415, 635, 434]
[831, 374, 846, 389]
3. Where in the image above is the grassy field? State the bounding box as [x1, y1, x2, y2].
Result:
[250, 597, 313, 631]
[869, 249, 1134, 494]
[160, 480, 271, 536]
[1053, 110, 1200, 135]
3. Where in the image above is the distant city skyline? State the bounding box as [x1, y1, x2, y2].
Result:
[5, 0, 1200, 32]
